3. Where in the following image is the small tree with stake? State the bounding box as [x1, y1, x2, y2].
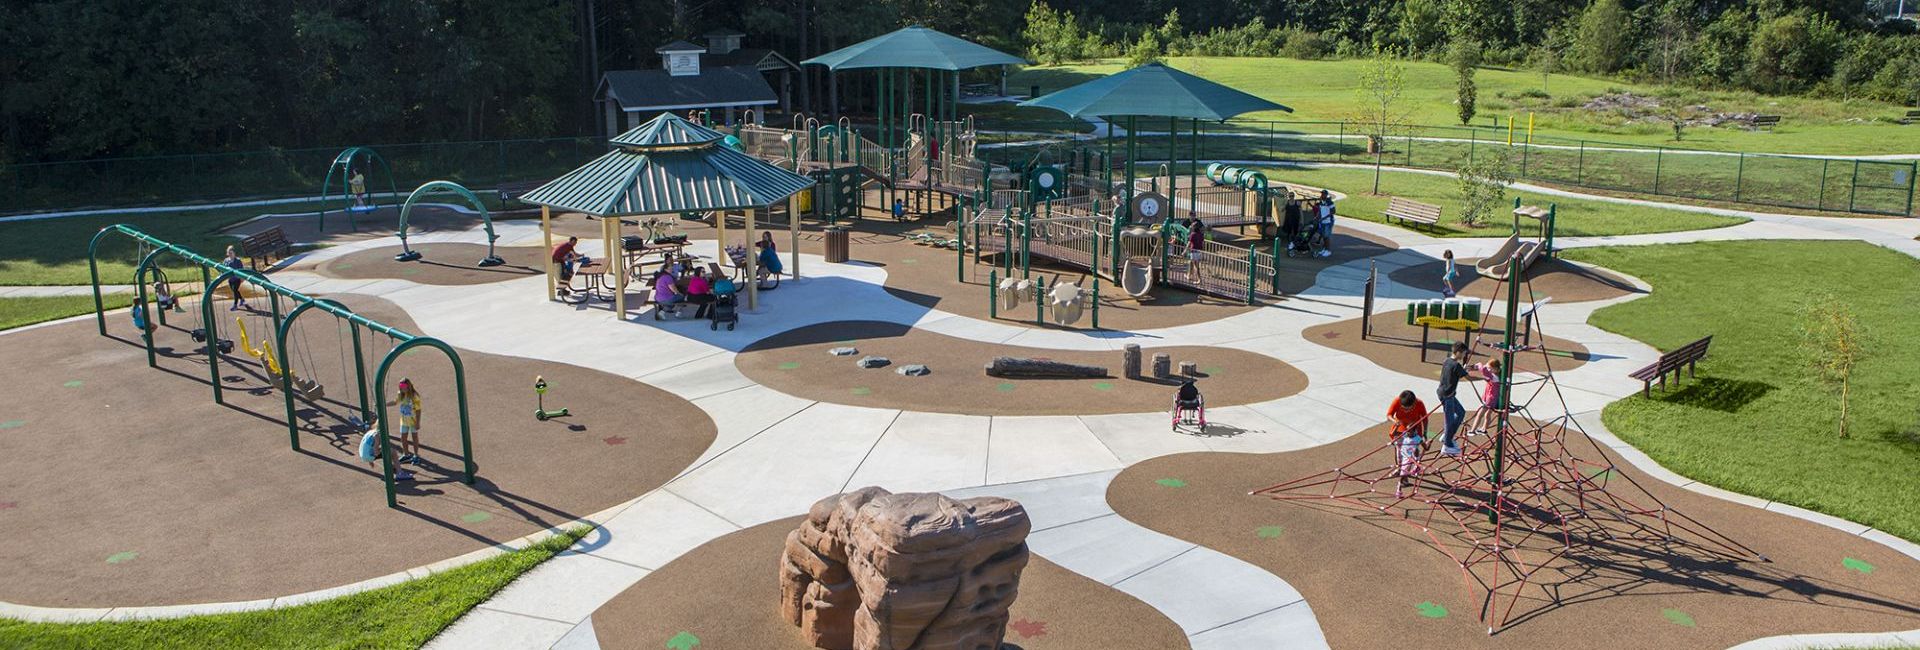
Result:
[1352, 49, 1411, 195]
[1803, 293, 1869, 439]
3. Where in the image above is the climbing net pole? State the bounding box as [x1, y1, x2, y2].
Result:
[1249, 263, 1765, 635]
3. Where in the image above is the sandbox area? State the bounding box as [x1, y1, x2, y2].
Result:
[1303, 312, 1590, 379]
[587, 517, 1191, 650]
[0, 295, 715, 607]
[737, 321, 1306, 416]
[1388, 256, 1643, 303]
[1106, 422, 1920, 649]
[305, 243, 543, 284]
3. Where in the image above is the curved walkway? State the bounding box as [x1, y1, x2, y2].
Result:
[6, 198, 1919, 649]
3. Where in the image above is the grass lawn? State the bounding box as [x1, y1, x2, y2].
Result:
[1562, 240, 1920, 543]
[1241, 164, 1746, 237]
[0, 294, 139, 331]
[0, 205, 279, 287]
[1011, 57, 1920, 156]
[0, 527, 588, 649]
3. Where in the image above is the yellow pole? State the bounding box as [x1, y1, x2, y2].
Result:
[1507, 117, 1514, 146]
[610, 216, 627, 319]
[745, 208, 759, 310]
[1526, 112, 1535, 145]
[541, 206, 555, 301]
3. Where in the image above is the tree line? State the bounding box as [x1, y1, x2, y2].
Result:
[2, 0, 1915, 165]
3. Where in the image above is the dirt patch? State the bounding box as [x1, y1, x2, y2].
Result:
[1106, 423, 1920, 648]
[1303, 312, 1590, 380]
[589, 516, 1191, 650]
[1389, 257, 1643, 303]
[0, 295, 714, 607]
[304, 243, 544, 285]
[737, 321, 1305, 416]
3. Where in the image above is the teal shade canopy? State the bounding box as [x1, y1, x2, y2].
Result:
[801, 26, 1026, 71]
[1019, 63, 1293, 120]
[521, 113, 814, 215]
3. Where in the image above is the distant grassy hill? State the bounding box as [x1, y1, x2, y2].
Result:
[1006, 57, 1920, 156]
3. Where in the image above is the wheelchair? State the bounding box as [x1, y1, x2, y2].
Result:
[1171, 395, 1207, 432]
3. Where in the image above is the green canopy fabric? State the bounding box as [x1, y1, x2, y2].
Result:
[1018, 63, 1292, 120]
[521, 113, 814, 215]
[800, 26, 1026, 71]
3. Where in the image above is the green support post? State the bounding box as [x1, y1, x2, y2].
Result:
[1091, 272, 1100, 330]
[278, 297, 354, 451]
[1848, 161, 1861, 213]
[989, 269, 998, 320]
[1489, 247, 1521, 525]
[1035, 276, 1045, 325]
[374, 337, 474, 508]
[1245, 244, 1257, 305]
[350, 322, 370, 425]
[1734, 153, 1745, 202]
[1544, 204, 1557, 257]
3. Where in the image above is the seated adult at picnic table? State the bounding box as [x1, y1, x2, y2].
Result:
[685, 266, 715, 318]
[552, 236, 587, 278]
[755, 236, 783, 278]
[652, 269, 684, 314]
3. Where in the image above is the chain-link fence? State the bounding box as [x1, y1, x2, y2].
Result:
[0, 137, 608, 214]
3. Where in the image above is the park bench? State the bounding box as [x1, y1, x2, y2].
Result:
[1901, 109, 1920, 126]
[239, 226, 291, 270]
[495, 180, 544, 209]
[1751, 115, 1782, 131]
[1381, 197, 1443, 231]
[1627, 335, 1712, 397]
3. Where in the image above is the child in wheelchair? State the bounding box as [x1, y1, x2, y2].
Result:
[1172, 380, 1206, 430]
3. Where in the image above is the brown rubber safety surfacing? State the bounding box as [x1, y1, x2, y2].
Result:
[1105, 423, 1920, 649]
[588, 516, 1192, 650]
[1388, 256, 1644, 304]
[738, 321, 1306, 416]
[0, 295, 715, 608]
[1303, 312, 1591, 379]
[303, 243, 543, 285]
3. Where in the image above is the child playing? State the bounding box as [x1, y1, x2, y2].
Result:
[222, 246, 249, 311]
[1440, 250, 1458, 298]
[1386, 390, 1429, 498]
[1315, 190, 1335, 258]
[892, 198, 906, 221]
[388, 378, 423, 480]
[1463, 357, 1506, 437]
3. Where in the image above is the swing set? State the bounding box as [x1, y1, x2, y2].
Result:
[319, 147, 399, 233]
[392, 180, 504, 266]
[90, 224, 476, 508]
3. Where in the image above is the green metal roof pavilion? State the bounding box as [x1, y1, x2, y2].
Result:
[800, 26, 1026, 71]
[522, 113, 813, 215]
[1018, 63, 1291, 120]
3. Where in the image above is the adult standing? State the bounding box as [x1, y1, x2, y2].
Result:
[1436, 341, 1470, 457]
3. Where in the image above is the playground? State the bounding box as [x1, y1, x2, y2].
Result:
[5, 26, 1920, 650]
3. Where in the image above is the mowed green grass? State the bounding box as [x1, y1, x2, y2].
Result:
[0, 528, 589, 649]
[1243, 164, 1746, 237]
[0, 294, 139, 331]
[1011, 57, 1920, 155]
[0, 206, 270, 286]
[1562, 240, 1920, 543]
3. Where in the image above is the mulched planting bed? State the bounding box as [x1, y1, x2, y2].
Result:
[737, 321, 1306, 416]
[1302, 312, 1591, 379]
[307, 243, 543, 285]
[1106, 422, 1920, 649]
[1388, 256, 1643, 303]
[589, 516, 1191, 650]
[0, 295, 714, 607]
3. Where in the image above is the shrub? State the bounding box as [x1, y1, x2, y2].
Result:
[1281, 28, 1332, 60]
[1456, 145, 1514, 228]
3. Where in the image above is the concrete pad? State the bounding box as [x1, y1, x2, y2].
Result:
[1027, 514, 1197, 585]
[1765, 501, 1874, 536]
[667, 403, 899, 527]
[1078, 411, 1213, 465]
[424, 607, 576, 650]
[1188, 600, 1328, 650]
[584, 489, 741, 570]
[1194, 406, 1321, 454]
[984, 416, 1123, 485]
[1114, 547, 1307, 635]
[634, 350, 755, 401]
[943, 470, 1121, 532]
[477, 552, 650, 623]
[1245, 395, 1378, 445]
[269, 571, 415, 609]
[683, 384, 816, 476]
[845, 411, 991, 494]
[0, 602, 116, 623]
[551, 620, 602, 650]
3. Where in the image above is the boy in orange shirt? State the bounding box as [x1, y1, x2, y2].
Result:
[1387, 390, 1429, 498]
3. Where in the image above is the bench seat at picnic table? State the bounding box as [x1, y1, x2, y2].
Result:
[240, 226, 292, 270]
[1381, 197, 1443, 231]
[1627, 335, 1713, 397]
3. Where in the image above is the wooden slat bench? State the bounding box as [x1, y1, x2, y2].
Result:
[1381, 197, 1443, 231]
[1751, 115, 1782, 131]
[1901, 110, 1920, 126]
[495, 180, 545, 208]
[1628, 335, 1712, 397]
[239, 226, 291, 270]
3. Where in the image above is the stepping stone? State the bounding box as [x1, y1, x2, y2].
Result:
[857, 356, 891, 369]
[828, 347, 859, 356]
[896, 364, 930, 376]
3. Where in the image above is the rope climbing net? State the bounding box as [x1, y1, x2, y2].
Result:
[1250, 265, 1766, 635]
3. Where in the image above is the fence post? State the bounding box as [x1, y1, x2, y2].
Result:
[1653, 148, 1664, 195]
[1338, 122, 1345, 163]
[1734, 153, 1745, 202]
[1576, 141, 1585, 185]
[1906, 161, 1917, 217]
[1848, 160, 1861, 213]
[1269, 238, 1281, 295]
[1817, 159, 1829, 211]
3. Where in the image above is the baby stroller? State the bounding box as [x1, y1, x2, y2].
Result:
[1281, 202, 1327, 258]
[708, 279, 739, 331]
[1171, 380, 1206, 432]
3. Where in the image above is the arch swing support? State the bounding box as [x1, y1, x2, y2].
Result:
[396, 180, 502, 267]
[319, 147, 399, 233]
[373, 337, 475, 509]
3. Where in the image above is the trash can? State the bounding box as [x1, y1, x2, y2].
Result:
[824, 226, 850, 263]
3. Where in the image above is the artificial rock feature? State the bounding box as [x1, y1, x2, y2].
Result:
[984, 356, 1108, 379]
[896, 364, 930, 377]
[830, 347, 861, 356]
[1123, 344, 1143, 379]
[858, 356, 892, 369]
[780, 488, 1032, 650]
